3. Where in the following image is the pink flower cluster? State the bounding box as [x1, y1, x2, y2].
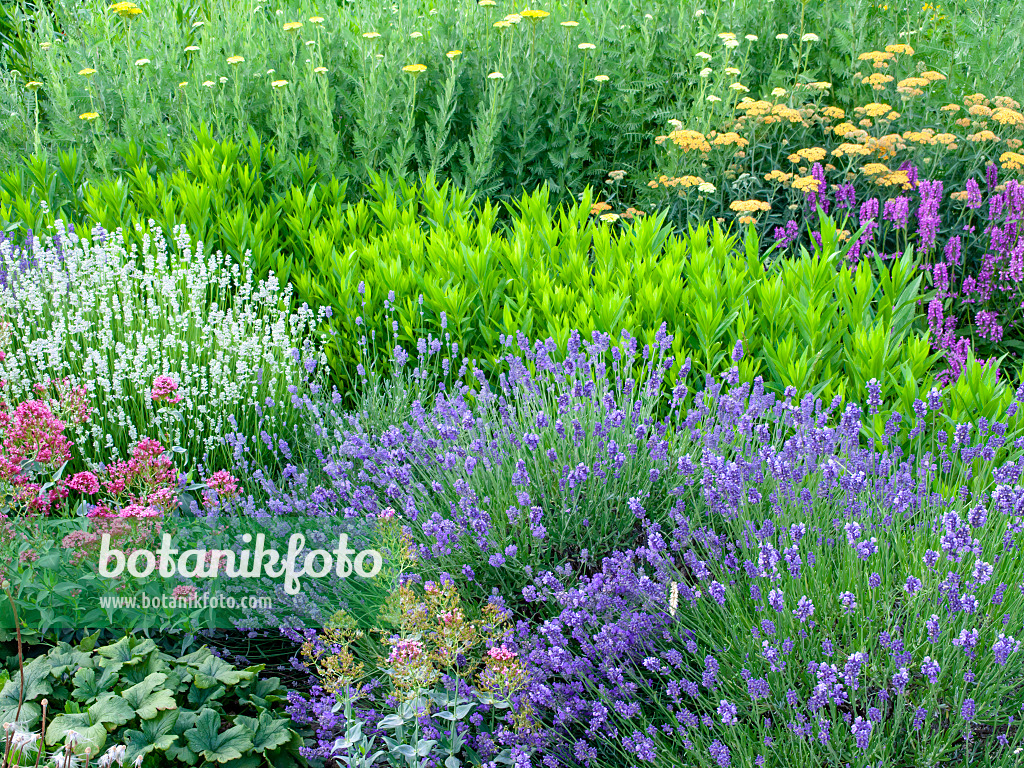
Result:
[204, 470, 240, 505]
[389, 638, 425, 663]
[487, 645, 518, 662]
[150, 375, 182, 405]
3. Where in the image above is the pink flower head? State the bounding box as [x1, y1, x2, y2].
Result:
[424, 581, 439, 594]
[389, 638, 424, 663]
[488, 645, 517, 661]
[119, 503, 162, 519]
[87, 504, 115, 519]
[379, 506, 397, 520]
[68, 471, 100, 495]
[204, 470, 240, 502]
[151, 375, 182, 405]
[2, 399, 71, 467]
[172, 585, 198, 601]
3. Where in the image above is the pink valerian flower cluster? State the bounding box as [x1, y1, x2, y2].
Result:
[67, 471, 100, 495]
[61, 516, 163, 565]
[104, 438, 177, 497]
[172, 584, 199, 601]
[32, 378, 92, 425]
[150, 375, 182, 405]
[0, 399, 72, 468]
[0, 398, 76, 513]
[203, 470, 240, 505]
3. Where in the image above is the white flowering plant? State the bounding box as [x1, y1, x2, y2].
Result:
[0, 220, 325, 472]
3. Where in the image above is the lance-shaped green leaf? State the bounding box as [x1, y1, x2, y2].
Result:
[185, 709, 254, 764]
[122, 672, 178, 719]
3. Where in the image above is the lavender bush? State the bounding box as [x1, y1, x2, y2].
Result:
[236, 317, 1024, 766]
[260, 318, 697, 605]
[517, 350, 1024, 767]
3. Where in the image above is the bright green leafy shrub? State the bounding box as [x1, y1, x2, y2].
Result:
[0, 635, 305, 766]
[2, 151, 1017, 444]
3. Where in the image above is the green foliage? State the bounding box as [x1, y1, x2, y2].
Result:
[0, 636, 305, 766]
[2, 155, 1014, 440]
[0, 0, 1020, 206]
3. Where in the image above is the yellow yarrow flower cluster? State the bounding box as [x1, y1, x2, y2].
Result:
[764, 170, 794, 184]
[791, 176, 820, 192]
[729, 199, 770, 213]
[967, 130, 999, 142]
[885, 43, 914, 55]
[108, 1, 141, 17]
[858, 50, 895, 63]
[875, 170, 912, 188]
[831, 143, 873, 157]
[736, 100, 773, 117]
[711, 132, 749, 148]
[991, 108, 1024, 127]
[787, 147, 827, 163]
[1000, 151, 1024, 171]
[649, 175, 706, 189]
[655, 130, 710, 153]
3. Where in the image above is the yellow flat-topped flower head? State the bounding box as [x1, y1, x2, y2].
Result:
[520, 9, 549, 18]
[402, 63, 427, 73]
[227, 55, 244, 65]
[271, 79, 289, 87]
[309, 16, 324, 23]
[79, 111, 99, 121]
[79, 68, 97, 76]
[362, 31, 381, 38]
[135, 58, 150, 66]
[108, 1, 141, 18]
[314, 66, 328, 74]
[446, 50, 462, 59]
[488, 71, 504, 79]
[25, 81, 43, 90]
[561, 21, 578, 27]
[283, 21, 303, 31]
